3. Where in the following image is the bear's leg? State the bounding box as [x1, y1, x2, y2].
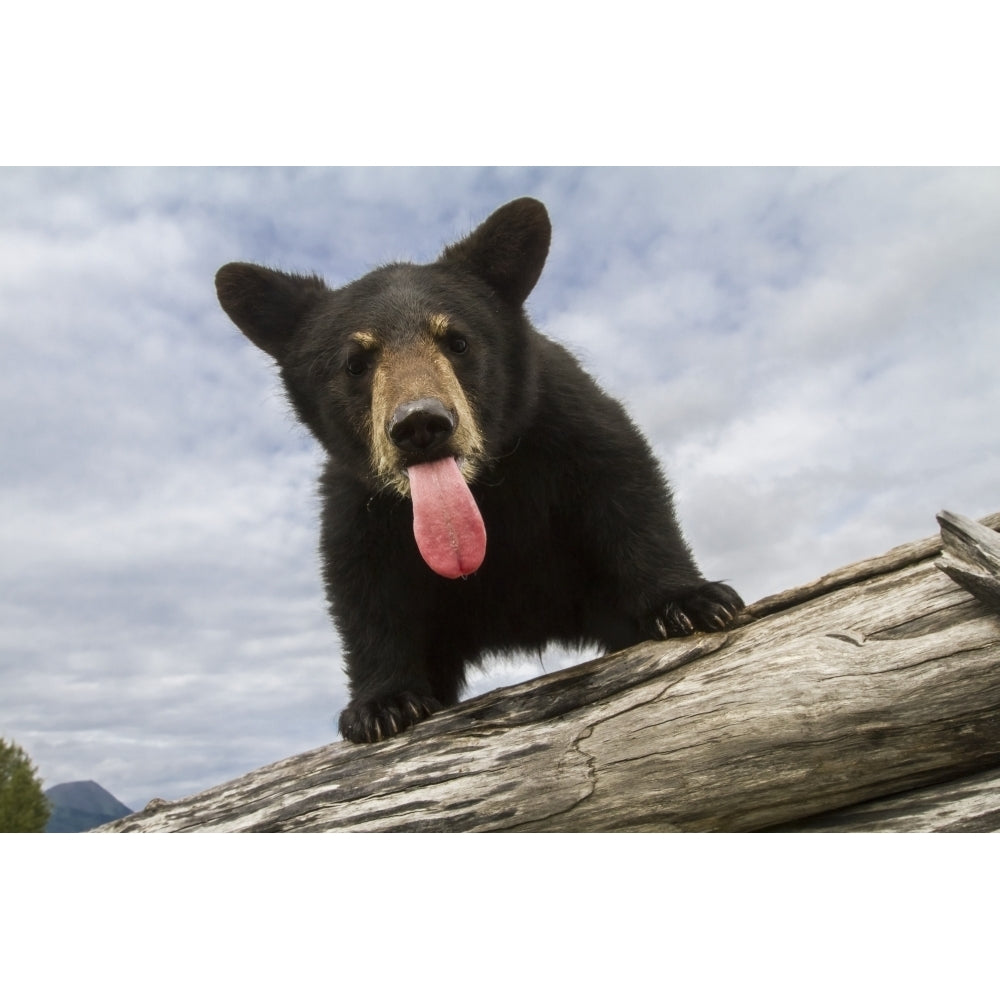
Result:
[581, 505, 745, 651]
[337, 642, 466, 744]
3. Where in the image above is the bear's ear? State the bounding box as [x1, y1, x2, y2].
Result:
[215, 263, 327, 362]
[439, 197, 551, 306]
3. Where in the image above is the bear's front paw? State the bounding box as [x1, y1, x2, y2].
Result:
[339, 691, 443, 744]
[654, 581, 745, 637]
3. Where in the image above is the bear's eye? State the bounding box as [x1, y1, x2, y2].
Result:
[448, 335, 469, 355]
[345, 354, 371, 377]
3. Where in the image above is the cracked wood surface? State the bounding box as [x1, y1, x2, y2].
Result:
[101, 511, 1000, 832]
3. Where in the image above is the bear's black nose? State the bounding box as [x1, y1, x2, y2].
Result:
[388, 398, 456, 453]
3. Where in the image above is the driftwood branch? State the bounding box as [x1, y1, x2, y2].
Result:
[102, 510, 1000, 833]
[936, 510, 1000, 615]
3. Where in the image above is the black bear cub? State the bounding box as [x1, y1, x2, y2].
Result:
[216, 198, 744, 743]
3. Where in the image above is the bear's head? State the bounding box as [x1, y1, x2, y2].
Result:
[216, 198, 551, 576]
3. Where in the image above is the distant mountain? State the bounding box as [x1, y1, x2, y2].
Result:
[44, 780, 134, 832]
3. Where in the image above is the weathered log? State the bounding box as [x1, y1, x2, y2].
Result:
[100, 510, 1000, 832]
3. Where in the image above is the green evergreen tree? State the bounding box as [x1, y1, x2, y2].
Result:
[0, 737, 52, 833]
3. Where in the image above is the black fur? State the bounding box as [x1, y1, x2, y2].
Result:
[216, 198, 744, 744]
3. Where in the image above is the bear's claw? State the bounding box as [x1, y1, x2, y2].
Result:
[654, 581, 744, 638]
[339, 691, 443, 744]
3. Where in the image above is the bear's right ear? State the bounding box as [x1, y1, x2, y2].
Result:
[215, 263, 327, 362]
[439, 197, 552, 307]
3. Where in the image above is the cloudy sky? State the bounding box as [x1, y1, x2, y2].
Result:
[2, 166, 998, 810]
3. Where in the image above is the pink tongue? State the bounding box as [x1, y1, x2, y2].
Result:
[408, 457, 487, 578]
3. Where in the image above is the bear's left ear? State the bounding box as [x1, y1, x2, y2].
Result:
[439, 197, 551, 306]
